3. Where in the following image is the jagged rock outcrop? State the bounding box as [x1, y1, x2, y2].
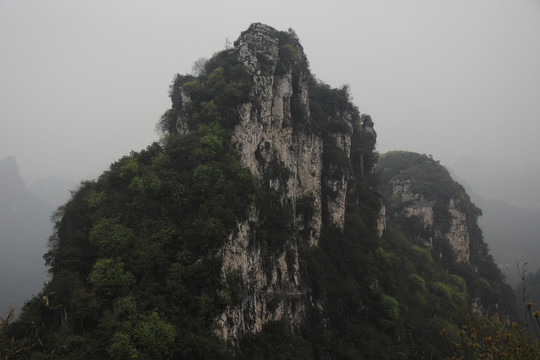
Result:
[171, 23, 367, 342]
[216, 24, 313, 341]
[230, 24, 324, 236]
[446, 198, 470, 263]
[391, 179, 435, 227]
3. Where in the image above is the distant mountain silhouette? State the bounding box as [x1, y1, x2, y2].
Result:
[452, 155, 540, 212]
[448, 165, 540, 286]
[0, 157, 51, 315]
[476, 198, 540, 286]
[29, 176, 76, 210]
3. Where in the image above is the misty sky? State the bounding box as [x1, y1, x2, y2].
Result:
[2, 1, 540, 206]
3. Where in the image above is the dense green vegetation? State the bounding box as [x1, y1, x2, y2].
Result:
[157, 50, 252, 134]
[0, 27, 524, 359]
[5, 122, 257, 359]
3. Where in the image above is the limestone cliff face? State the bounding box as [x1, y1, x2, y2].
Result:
[391, 180, 435, 227]
[446, 198, 470, 263]
[217, 24, 314, 341]
[231, 24, 325, 237]
[172, 23, 370, 342]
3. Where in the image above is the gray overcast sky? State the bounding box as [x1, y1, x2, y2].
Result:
[1, 1, 540, 199]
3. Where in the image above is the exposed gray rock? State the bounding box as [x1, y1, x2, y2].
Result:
[447, 198, 469, 263]
[219, 23, 314, 342]
[175, 89, 192, 136]
[377, 202, 386, 238]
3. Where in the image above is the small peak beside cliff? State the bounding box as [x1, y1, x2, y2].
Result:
[0, 156, 26, 196]
[377, 151, 473, 262]
[376, 151, 516, 317]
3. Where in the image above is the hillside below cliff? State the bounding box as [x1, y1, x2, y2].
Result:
[1, 24, 519, 360]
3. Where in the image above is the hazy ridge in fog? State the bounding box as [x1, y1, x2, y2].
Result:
[449, 158, 540, 286]
[0, 157, 75, 315]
